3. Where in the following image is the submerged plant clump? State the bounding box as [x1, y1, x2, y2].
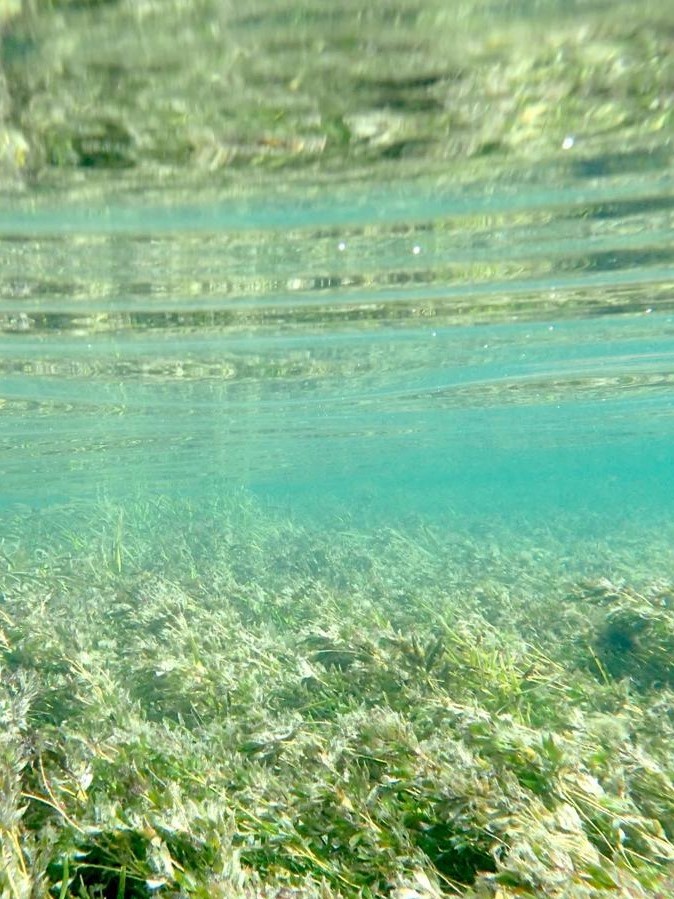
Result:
[1, 498, 674, 898]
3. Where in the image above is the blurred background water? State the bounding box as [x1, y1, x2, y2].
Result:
[1, 0, 673, 542]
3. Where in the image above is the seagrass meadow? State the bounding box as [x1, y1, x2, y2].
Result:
[1, 496, 674, 898]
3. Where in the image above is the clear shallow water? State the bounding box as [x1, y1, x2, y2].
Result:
[1, 177, 674, 539]
[1, 0, 674, 545]
[3, 7, 674, 894]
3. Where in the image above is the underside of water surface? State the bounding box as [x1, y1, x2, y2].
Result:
[1, 1, 674, 897]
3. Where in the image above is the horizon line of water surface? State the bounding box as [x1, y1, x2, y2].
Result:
[1, 166, 673, 328]
[1, 165, 673, 235]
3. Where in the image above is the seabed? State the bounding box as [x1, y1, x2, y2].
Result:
[1, 495, 674, 898]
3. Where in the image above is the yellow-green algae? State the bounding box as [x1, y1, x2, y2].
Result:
[1, 496, 674, 897]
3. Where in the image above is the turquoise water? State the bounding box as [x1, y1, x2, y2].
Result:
[2, 0, 674, 548]
[2, 178, 674, 541]
[3, 5, 674, 895]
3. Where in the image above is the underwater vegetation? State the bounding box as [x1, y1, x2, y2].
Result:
[1, 497, 674, 898]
